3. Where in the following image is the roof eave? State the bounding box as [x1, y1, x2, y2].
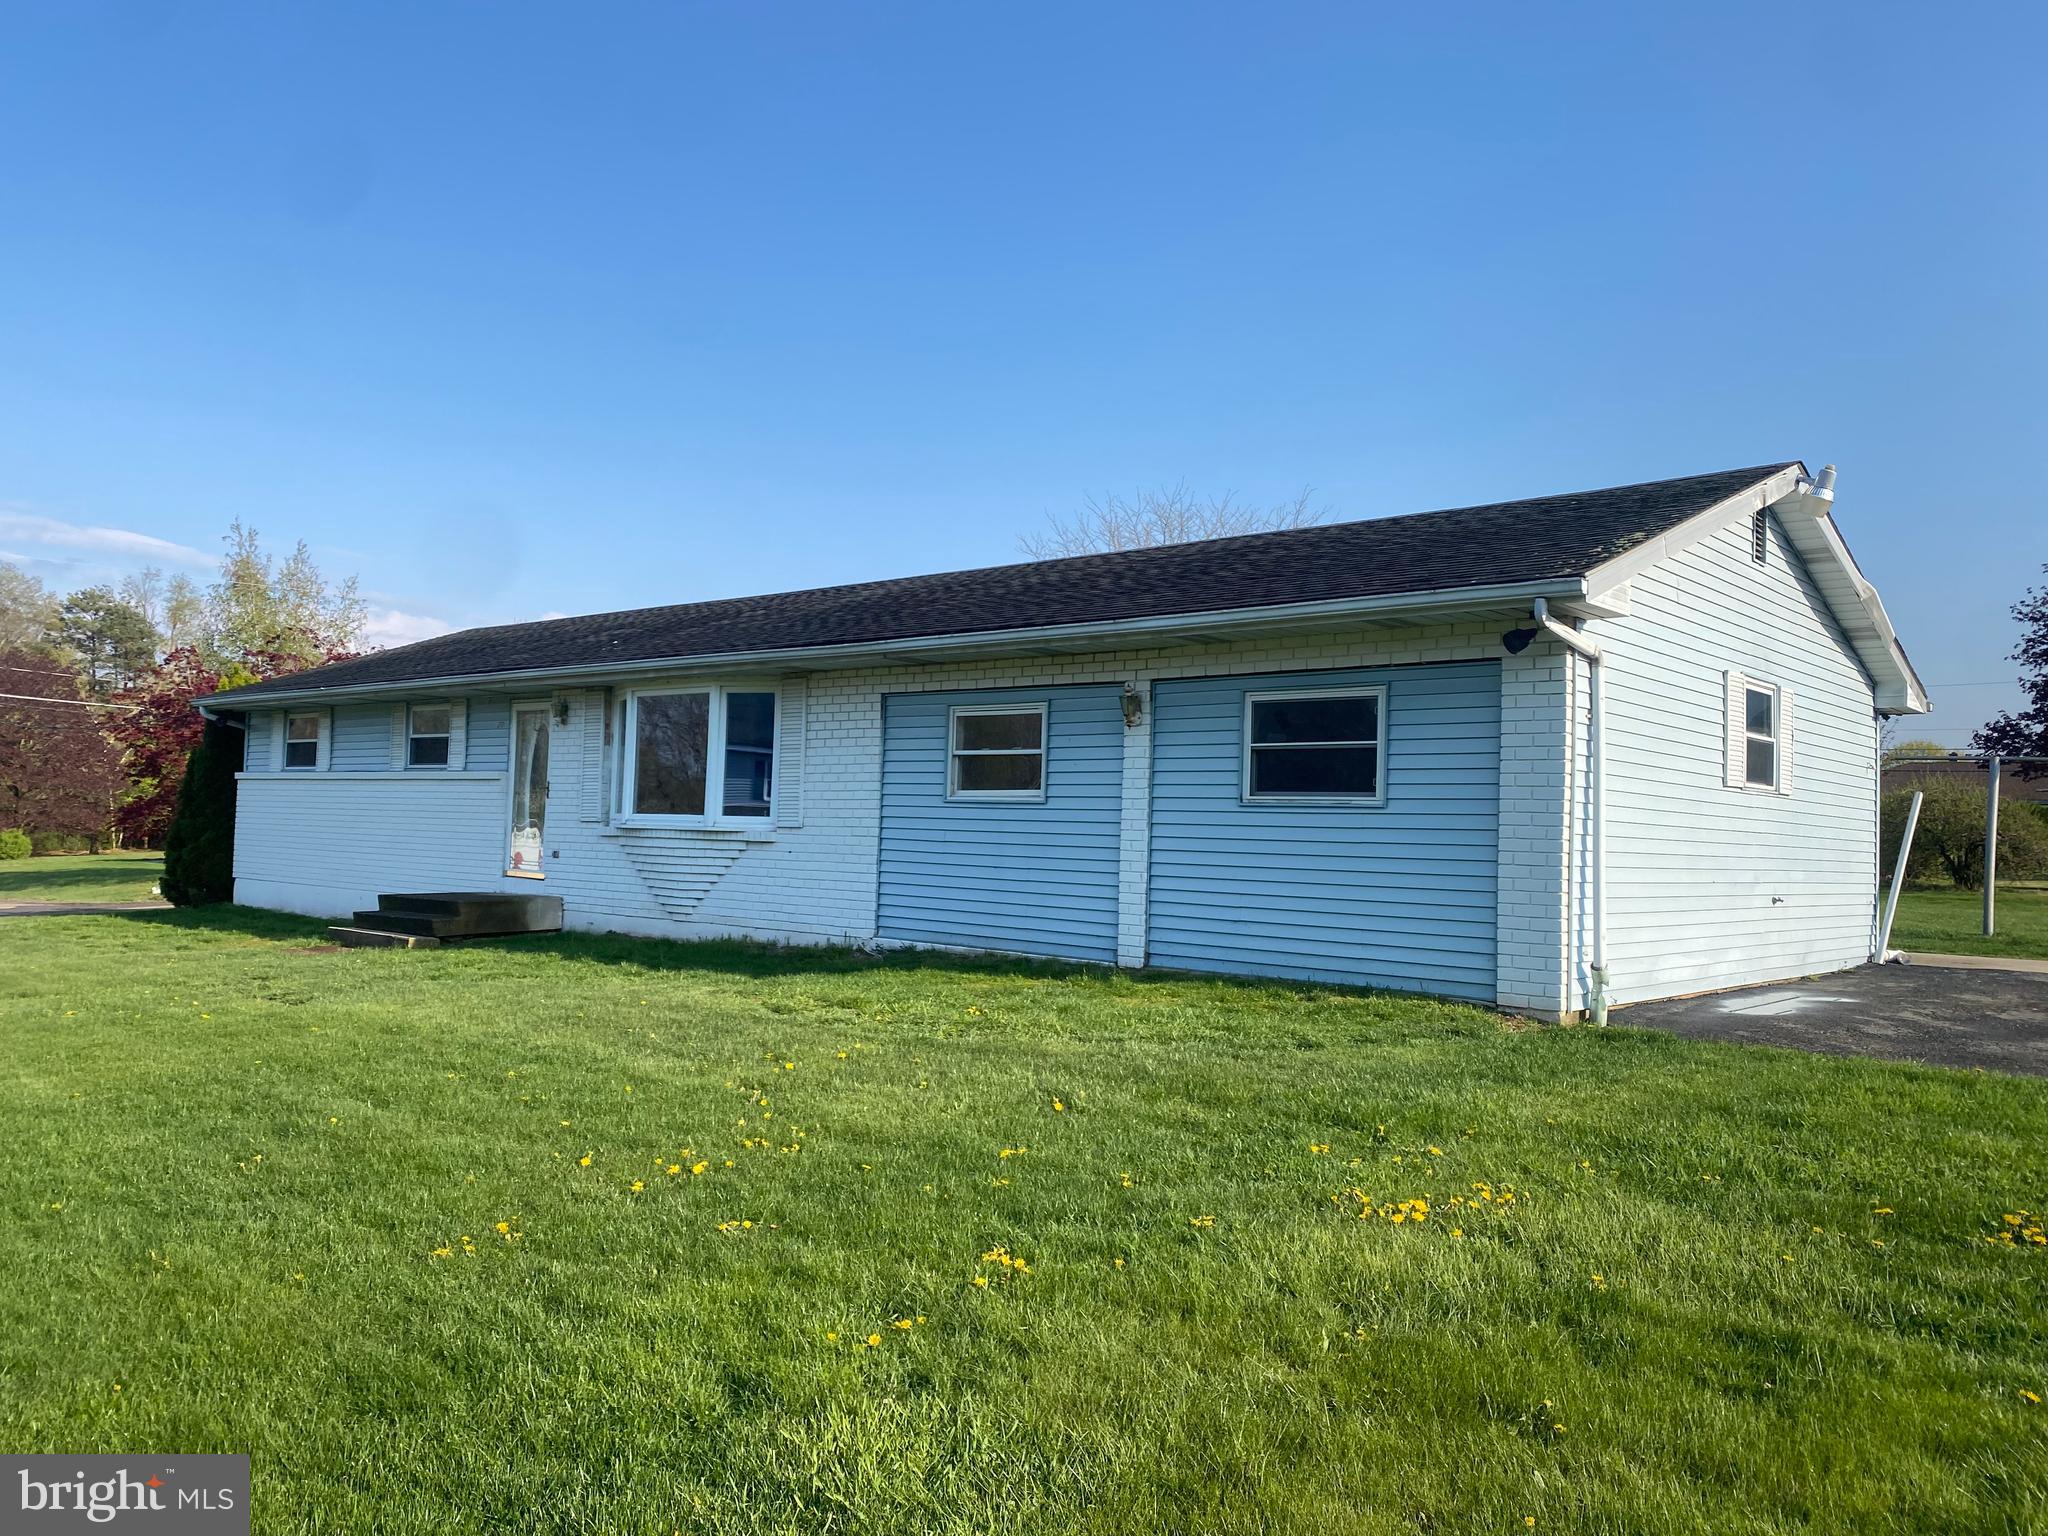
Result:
[1578, 462, 1929, 716]
[198, 576, 1589, 712]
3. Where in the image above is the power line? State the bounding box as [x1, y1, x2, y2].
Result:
[0, 691, 137, 712]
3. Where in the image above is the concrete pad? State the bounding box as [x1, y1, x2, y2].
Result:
[1618, 963, 2048, 1077]
[327, 925, 441, 949]
[1906, 951, 2048, 975]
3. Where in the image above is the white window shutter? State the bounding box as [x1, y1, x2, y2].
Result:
[270, 711, 285, 772]
[1723, 671, 1746, 788]
[579, 689, 605, 822]
[315, 708, 333, 772]
[391, 704, 408, 768]
[447, 699, 467, 769]
[774, 676, 806, 828]
[1776, 686, 1794, 795]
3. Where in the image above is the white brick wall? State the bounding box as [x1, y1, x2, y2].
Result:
[236, 620, 1575, 1006]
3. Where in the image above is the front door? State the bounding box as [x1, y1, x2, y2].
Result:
[508, 703, 550, 878]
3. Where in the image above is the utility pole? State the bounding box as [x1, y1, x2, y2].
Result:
[1983, 757, 2000, 937]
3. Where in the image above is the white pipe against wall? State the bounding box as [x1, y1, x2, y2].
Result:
[1531, 599, 1608, 1022]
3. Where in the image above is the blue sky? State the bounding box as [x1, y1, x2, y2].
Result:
[0, 2, 2040, 744]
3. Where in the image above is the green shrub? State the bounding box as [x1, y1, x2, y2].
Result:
[0, 828, 30, 860]
[160, 718, 240, 907]
[29, 831, 91, 855]
[1882, 777, 2048, 888]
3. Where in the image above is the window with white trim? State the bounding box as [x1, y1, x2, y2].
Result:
[408, 704, 451, 767]
[621, 685, 776, 821]
[1242, 687, 1385, 802]
[948, 704, 1047, 799]
[283, 713, 322, 770]
[1742, 683, 1778, 788]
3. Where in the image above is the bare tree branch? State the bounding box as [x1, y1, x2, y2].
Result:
[1019, 484, 1327, 559]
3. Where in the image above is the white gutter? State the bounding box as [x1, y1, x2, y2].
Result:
[1528, 597, 1609, 1024]
[200, 575, 1588, 713]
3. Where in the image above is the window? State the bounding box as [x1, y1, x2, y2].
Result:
[948, 704, 1046, 799]
[408, 704, 451, 767]
[1243, 687, 1384, 802]
[1743, 684, 1778, 788]
[622, 686, 776, 821]
[1751, 509, 1768, 564]
[283, 713, 322, 770]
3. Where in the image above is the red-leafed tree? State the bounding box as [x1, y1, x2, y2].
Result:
[109, 634, 354, 845]
[0, 648, 128, 847]
[1973, 564, 2048, 778]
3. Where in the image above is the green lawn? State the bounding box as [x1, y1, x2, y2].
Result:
[0, 850, 163, 904]
[1890, 883, 2048, 960]
[2, 912, 2042, 1534]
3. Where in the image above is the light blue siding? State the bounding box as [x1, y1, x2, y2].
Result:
[243, 710, 276, 770]
[329, 702, 394, 771]
[1588, 512, 1879, 1006]
[465, 695, 511, 771]
[1147, 662, 1500, 998]
[878, 685, 1122, 963]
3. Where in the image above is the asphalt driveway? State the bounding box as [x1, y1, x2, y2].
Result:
[1619, 961, 2048, 1077]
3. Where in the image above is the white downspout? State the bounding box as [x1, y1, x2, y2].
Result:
[1531, 599, 1608, 1023]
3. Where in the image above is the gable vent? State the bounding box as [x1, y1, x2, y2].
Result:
[1750, 509, 1768, 565]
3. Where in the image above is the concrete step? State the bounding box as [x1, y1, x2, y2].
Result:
[373, 891, 563, 936]
[328, 925, 441, 949]
[351, 910, 448, 938]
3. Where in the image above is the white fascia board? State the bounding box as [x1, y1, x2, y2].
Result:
[1774, 508, 1930, 715]
[198, 576, 1584, 712]
[1579, 465, 1808, 594]
[1579, 463, 1928, 716]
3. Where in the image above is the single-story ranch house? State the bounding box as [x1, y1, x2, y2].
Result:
[205, 461, 1927, 1020]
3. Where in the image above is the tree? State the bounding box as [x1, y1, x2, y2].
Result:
[0, 562, 61, 653]
[206, 520, 366, 666]
[107, 639, 349, 846]
[1972, 564, 2048, 776]
[0, 646, 126, 848]
[159, 716, 240, 905]
[1019, 485, 1325, 559]
[107, 647, 225, 847]
[119, 566, 205, 653]
[54, 585, 161, 698]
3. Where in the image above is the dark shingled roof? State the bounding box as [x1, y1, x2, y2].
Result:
[216, 463, 1795, 702]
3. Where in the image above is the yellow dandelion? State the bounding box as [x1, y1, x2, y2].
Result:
[578, 1154, 593, 1168]
[630, 1180, 645, 1192]
[692, 1160, 709, 1175]
[865, 1334, 881, 1348]
[972, 1274, 989, 1288]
